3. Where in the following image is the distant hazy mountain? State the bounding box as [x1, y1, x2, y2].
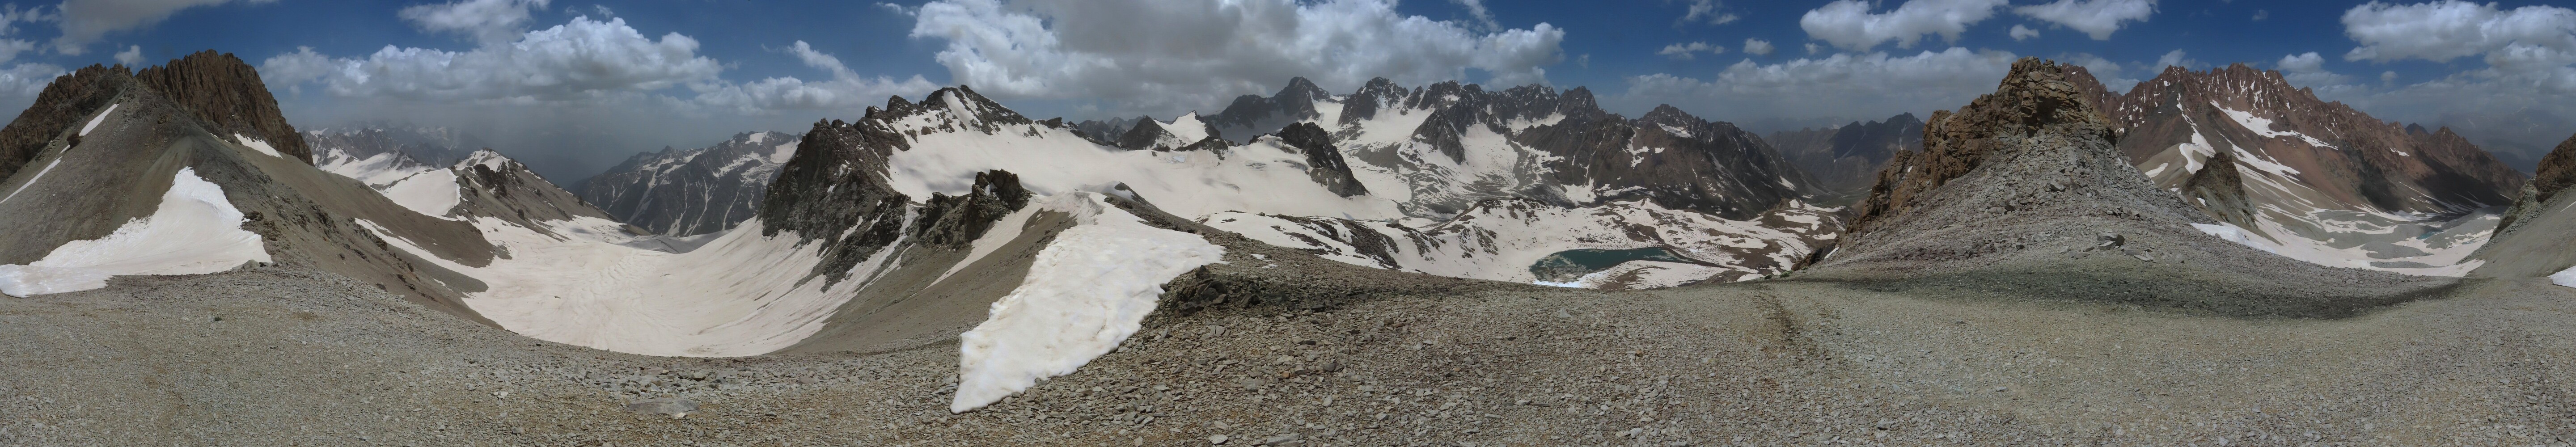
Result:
[1767, 113, 1924, 199]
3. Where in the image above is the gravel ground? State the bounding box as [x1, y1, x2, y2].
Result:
[4, 266, 2574, 446]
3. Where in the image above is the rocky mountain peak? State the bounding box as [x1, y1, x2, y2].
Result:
[134, 50, 312, 164]
[1846, 57, 2123, 237]
[1339, 77, 1409, 126]
[0, 51, 312, 181]
[1277, 76, 1330, 103]
[1637, 105, 1703, 130]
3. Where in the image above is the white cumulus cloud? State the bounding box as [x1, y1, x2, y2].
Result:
[1799, 0, 2007, 51]
[2009, 24, 2039, 40]
[112, 45, 141, 66]
[907, 0, 1565, 115]
[1622, 47, 2019, 124]
[2276, 51, 2354, 86]
[260, 17, 721, 103]
[400, 0, 555, 44]
[687, 41, 940, 114]
[1680, 0, 1738, 26]
[1742, 38, 1773, 56]
[53, 0, 274, 55]
[2012, 0, 2155, 40]
[1657, 41, 1724, 60]
[2341, 0, 2576, 67]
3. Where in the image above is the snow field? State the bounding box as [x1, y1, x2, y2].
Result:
[358, 214, 877, 357]
[0, 168, 271, 296]
[316, 148, 436, 189]
[952, 192, 1226, 413]
[879, 105, 1404, 220]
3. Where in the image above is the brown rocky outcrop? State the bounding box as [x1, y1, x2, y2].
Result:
[911, 169, 1032, 248]
[2489, 133, 2576, 238]
[134, 51, 312, 164]
[1844, 57, 2120, 238]
[2178, 149, 2258, 230]
[0, 51, 313, 182]
[0, 65, 132, 181]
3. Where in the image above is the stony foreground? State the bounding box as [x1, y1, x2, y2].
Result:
[4, 267, 2574, 446]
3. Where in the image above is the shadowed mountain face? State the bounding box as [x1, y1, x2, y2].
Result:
[1769, 113, 1925, 198]
[578, 131, 804, 236]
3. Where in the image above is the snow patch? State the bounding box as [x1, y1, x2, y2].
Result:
[234, 134, 284, 158]
[381, 170, 464, 219]
[459, 149, 512, 172]
[0, 158, 61, 205]
[80, 104, 118, 136]
[0, 168, 271, 296]
[2553, 265, 2576, 289]
[2214, 103, 2336, 148]
[952, 192, 1225, 413]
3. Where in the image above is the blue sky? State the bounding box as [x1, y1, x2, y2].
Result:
[0, 0, 2568, 179]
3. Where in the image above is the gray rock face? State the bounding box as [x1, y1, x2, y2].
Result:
[1272, 122, 1367, 198]
[450, 149, 619, 232]
[757, 86, 1043, 285]
[1117, 115, 1223, 152]
[1207, 77, 1335, 140]
[1072, 116, 1141, 145]
[577, 131, 804, 236]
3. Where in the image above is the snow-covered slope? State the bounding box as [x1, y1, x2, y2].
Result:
[0, 55, 507, 323]
[0, 168, 270, 295]
[2066, 64, 2527, 276]
[578, 131, 803, 236]
[1203, 198, 1839, 287]
[308, 127, 476, 189]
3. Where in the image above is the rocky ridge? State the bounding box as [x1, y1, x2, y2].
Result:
[133, 51, 313, 164]
[1816, 58, 2448, 317]
[2470, 133, 2576, 277]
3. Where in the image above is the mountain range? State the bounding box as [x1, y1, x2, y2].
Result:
[7, 51, 2576, 423]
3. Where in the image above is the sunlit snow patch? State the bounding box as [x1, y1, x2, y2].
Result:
[952, 191, 1226, 413]
[2554, 266, 2576, 289]
[79, 103, 118, 136]
[234, 134, 284, 158]
[0, 168, 270, 296]
[380, 170, 463, 219]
